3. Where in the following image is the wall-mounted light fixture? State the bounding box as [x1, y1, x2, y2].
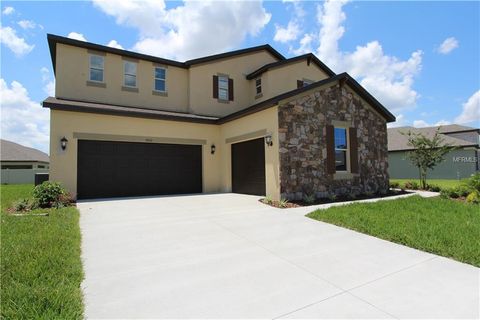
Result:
[211, 144, 216, 154]
[60, 136, 68, 150]
[265, 134, 273, 147]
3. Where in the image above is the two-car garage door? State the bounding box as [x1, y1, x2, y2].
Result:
[77, 137, 266, 199]
[77, 140, 202, 199]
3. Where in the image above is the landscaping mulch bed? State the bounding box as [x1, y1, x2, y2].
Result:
[260, 189, 412, 208]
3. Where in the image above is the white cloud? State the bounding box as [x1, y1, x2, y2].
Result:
[412, 119, 451, 128]
[40, 67, 55, 97]
[437, 37, 459, 54]
[274, 21, 300, 43]
[0, 79, 49, 153]
[67, 32, 87, 41]
[307, 0, 422, 113]
[387, 114, 406, 128]
[93, 0, 271, 60]
[455, 90, 480, 124]
[18, 20, 36, 29]
[0, 26, 34, 56]
[106, 39, 124, 49]
[291, 33, 314, 55]
[2, 6, 14, 15]
[413, 120, 429, 128]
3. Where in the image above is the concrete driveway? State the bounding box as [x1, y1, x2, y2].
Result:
[78, 194, 479, 319]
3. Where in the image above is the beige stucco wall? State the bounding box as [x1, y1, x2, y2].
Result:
[55, 44, 189, 113]
[187, 51, 278, 117]
[257, 60, 330, 103]
[49, 108, 281, 200]
[50, 110, 221, 196]
[55, 43, 331, 119]
[219, 107, 280, 199]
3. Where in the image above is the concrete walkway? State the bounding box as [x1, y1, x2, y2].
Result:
[78, 193, 479, 319]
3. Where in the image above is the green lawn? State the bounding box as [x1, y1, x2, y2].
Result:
[1, 184, 84, 319]
[307, 196, 480, 267]
[390, 178, 465, 190]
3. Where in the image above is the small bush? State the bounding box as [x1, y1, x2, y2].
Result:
[454, 185, 471, 198]
[303, 194, 315, 205]
[33, 182, 67, 208]
[12, 198, 37, 212]
[464, 173, 480, 193]
[279, 198, 289, 208]
[262, 196, 273, 205]
[427, 184, 441, 192]
[347, 193, 358, 200]
[404, 181, 419, 190]
[466, 191, 479, 204]
[389, 181, 400, 189]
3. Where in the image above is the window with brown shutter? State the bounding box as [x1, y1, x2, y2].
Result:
[349, 127, 359, 173]
[228, 78, 234, 101]
[213, 75, 218, 99]
[326, 125, 336, 174]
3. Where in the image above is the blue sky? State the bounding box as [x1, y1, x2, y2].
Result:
[1, 0, 479, 153]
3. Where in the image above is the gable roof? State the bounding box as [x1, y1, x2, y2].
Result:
[246, 53, 336, 79]
[47, 34, 285, 74]
[219, 72, 395, 124]
[44, 72, 395, 124]
[437, 124, 480, 134]
[1, 140, 49, 162]
[387, 126, 479, 151]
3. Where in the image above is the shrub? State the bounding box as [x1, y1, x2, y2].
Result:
[328, 194, 337, 201]
[33, 182, 67, 208]
[454, 185, 471, 198]
[389, 181, 400, 189]
[466, 191, 479, 204]
[464, 173, 480, 193]
[404, 181, 419, 190]
[262, 196, 273, 205]
[427, 184, 441, 192]
[347, 193, 358, 200]
[303, 194, 315, 205]
[12, 198, 38, 212]
[279, 198, 289, 208]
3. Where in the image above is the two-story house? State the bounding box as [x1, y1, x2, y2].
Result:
[43, 34, 395, 200]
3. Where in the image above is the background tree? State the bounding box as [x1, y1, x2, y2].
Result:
[402, 128, 454, 190]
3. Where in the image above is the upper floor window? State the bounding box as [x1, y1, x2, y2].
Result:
[334, 127, 348, 172]
[255, 78, 262, 95]
[213, 75, 233, 101]
[124, 61, 137, 87]
[218, 75, 229, 100]
[154, 67, 166, 92]
[89, 54, 104, 82]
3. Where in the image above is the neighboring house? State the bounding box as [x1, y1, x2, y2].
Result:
[43, 34, 395, 200]
[388, 125, 480, 179]
[1, 140, 49, 184]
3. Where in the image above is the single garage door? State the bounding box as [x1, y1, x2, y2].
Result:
[77, 140, 202, 199]
[231, 138, 266, 196]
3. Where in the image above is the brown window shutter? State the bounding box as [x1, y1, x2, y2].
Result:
[228, 78, 234, 101]
[213, 75, 218, 99]
[349, 127, 359, 173]
[297, 80, 304, 88]
[326, 125, 335, 174]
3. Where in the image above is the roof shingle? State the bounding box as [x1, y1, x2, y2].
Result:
[1, 140, 49, 162]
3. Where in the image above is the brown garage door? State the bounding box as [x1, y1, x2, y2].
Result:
[77, 140, 202, 199]
[231, 138, 266, 196]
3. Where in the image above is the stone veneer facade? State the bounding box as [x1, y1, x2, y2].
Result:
[278, 83, 389, 200]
